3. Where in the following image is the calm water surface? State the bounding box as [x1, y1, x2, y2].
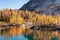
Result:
[0, 28, 60, 40]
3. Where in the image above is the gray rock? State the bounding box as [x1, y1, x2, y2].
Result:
[20, 0, 60, 15]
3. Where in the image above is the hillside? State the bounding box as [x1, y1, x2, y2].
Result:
[20, 0, 60, 15]
[0, 9, 60, 29]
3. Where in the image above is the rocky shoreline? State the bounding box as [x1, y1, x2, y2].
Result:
[0, 23, 60, 31]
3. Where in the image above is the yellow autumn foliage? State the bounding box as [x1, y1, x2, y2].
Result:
[10, 15, 25, 24]
[0, 9, 60, 26]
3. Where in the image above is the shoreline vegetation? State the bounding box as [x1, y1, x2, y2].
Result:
[0, 9, 60, 30]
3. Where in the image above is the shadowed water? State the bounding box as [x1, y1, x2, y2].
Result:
[0, 27, 60, 40]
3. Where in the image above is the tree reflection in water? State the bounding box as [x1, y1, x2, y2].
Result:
[24, 29, 60, 40]
[0, 27, 60, 40]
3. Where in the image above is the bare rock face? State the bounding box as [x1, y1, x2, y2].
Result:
[20, 0, 60, 15]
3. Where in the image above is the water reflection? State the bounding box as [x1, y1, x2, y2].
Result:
[0, 27, 60, 40]
[0, 35, 28, 40]
[24, 29, 60, 40]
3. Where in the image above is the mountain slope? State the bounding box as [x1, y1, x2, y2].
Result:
[20, 0, 60, 15]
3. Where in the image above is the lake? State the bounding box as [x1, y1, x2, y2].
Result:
[0, 27, 60, 40]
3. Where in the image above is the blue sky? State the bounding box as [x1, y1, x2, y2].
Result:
[0, 0, 29, 9]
